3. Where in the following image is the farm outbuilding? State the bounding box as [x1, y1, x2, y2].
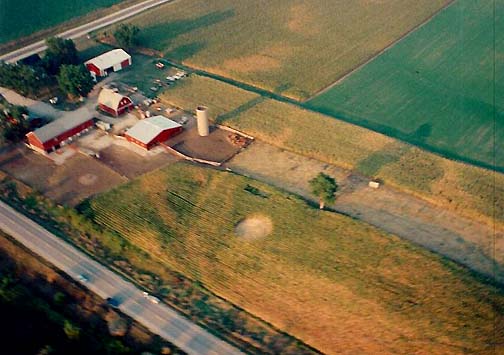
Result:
[85, 49, 131, 80]
[98, 88, 133, 117]
[26, 112, 94, 153]
[125, 115, 182, 150]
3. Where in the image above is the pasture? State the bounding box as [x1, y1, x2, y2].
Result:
[161, 74, 504, 227]
[0, 0, 122, 44]
[121, 0, 451, 99]
[86, 162, 504, 355]
[307, 0, 504, 171]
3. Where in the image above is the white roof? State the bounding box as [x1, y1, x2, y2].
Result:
[85, 49, 130, 70]
[126, 116, 182, 144]
[98, 88, 130, 109]
[31, 108, 93, 143]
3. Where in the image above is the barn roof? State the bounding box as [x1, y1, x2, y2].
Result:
[125, 116, 182, 145]
[98, 88, 130, 110]
[84, 49, 130, 70]
[30, 109, 93, 143]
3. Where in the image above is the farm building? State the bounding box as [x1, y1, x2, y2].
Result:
[125, 115, 182, 150]
[85, 49, 131, 80]
[26, 112, 94, 153]
[98, 88, 133, 117]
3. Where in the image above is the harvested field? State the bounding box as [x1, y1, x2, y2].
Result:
[162, 74, 504, 227]
[307, 0, 504, 171]
[85, 162, 504, 355]
[0, 146, 126, 206]
[117, 0, 451, 99]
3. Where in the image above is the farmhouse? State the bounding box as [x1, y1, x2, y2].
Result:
[125, 115, 182, 150]
[98, 88, 133, 117]
[26, 112, 94, 153]
[85, 49, 131, 80]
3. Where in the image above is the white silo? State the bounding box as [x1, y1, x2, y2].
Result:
[196, 106, 209, 137]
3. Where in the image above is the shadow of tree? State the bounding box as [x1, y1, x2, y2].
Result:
[139, 10, 235, 52]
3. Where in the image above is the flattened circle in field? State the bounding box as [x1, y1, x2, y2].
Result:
[78, 173, 98, 186]
[235, 215, 273, 241]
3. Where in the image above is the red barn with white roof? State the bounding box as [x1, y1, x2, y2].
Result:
[125, 116, 182, 150]
[98, 88, 133, 117]
[85, 49, 131, 80]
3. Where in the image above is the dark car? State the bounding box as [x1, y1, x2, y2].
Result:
[106, 297, 120, 308]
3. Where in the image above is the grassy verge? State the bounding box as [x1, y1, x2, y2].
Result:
[0, 0, 147, 54]
[160, 75, 504, 228]
[78, 162, 504, 355]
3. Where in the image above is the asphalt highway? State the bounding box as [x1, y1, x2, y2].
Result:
[0, 0, 173, 63]
[0, 201, 244, 355]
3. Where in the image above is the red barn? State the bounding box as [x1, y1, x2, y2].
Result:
[85, 49, 131, 80]
[125, 116, 182, 150]
[26, 113, 94, 153]
[98, 88, 133, 117]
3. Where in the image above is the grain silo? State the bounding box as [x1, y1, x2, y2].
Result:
[196, 106, 209, 137]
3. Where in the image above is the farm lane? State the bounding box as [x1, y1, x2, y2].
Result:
[0, 201, 244, 355]
[228, 142, 504, 284]
[0, 0, 175, 63]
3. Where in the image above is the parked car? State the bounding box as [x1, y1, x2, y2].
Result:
[106, 297, 120, 308]
[77, 274, 89, 283]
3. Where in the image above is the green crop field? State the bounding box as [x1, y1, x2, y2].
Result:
[121, 0, 451, 99]
[0, 0, 122, 44]
[85, 163, 503, 354]
[307, 0, 504, 171]
[161, 74, 504, 227]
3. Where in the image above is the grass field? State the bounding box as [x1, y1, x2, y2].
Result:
[118, 0, 451, 99]
[307, 0, 503, 171]
[85, 162, 504, 355]
[160, 75, 504, 227]
[0, 0, 122, 44]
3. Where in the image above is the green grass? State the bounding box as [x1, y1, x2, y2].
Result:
[0, 0, 123, 44]
[86, 162, 504, 355]
[117, 0, 450, 99]
[162, 74, 504, 226]
[307, 0, 504, 171]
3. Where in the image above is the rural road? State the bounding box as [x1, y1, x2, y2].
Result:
[0, 0, 173, 63]
[0, 201, 244, 355]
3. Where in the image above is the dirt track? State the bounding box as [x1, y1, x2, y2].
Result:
[228, 142, 504, 284]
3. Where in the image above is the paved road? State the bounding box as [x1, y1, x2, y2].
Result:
[0, 0, 173, 63]
[0, 201, 244, 355]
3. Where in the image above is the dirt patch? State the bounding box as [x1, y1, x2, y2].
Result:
[78, 173, 97, 186]
[0, 146, 126, 206]
[235, 215, 273, 241]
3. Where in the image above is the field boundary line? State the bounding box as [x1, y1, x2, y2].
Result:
[304, 0, 458, 102]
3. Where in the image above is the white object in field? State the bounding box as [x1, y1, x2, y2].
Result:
[369, 181, 380, 189]
[196, 106, 209, 137]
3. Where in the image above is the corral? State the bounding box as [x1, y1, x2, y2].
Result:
[306, 0, 503, 171]
[118, 0, 451, 99]
[83, 162, 504, 355]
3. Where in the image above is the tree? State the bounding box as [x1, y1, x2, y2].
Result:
[114, 24, 140, 49]
[43, 37, 79, 75]
[63, 320, 80, 340]
[1, 104, 30, 142]
[57, 64, 94, 98]
[0, 61, 42, 96]
[309, 173, 338, 210]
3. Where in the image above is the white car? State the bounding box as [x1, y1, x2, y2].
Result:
[77, 274, 89, 283]
[142, 291, 160, 304]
